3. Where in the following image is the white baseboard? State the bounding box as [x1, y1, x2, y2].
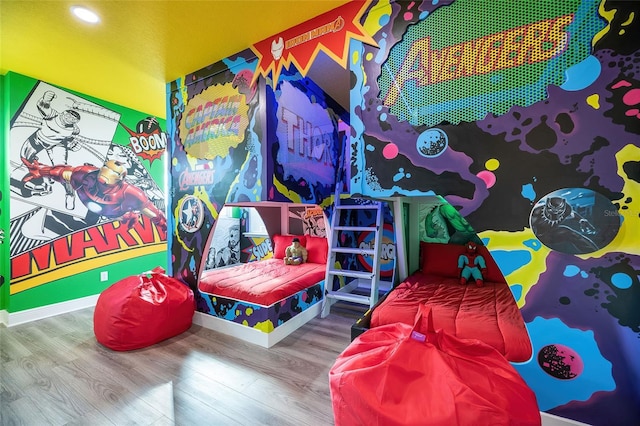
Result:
[5, 295, 99, 327]
[541, 412, 591, 426]
[0, 309, 8, 326]
[193, 302, 322, 348]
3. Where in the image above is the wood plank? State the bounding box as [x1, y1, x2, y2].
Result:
[0, 307, 358, 425]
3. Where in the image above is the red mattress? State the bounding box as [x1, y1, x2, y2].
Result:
[370, 271, 532, 362]
[198, 259, 326, 307]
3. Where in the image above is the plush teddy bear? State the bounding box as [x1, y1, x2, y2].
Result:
[458, 241, 487, 287]
[284, 237, 308, 265]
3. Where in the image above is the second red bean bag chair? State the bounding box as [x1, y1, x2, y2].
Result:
[329, 305, 540, 426]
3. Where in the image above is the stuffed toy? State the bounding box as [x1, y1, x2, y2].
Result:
[284, 237, 308, 265]
[458, 241, 487, 287]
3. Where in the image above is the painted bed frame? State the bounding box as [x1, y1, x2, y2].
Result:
[193, 283, 324, 348]
[194, 202, 328, 348]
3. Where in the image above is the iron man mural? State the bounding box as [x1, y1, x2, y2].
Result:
[22, 159, 167, 232]
[8, 81, 167, 294]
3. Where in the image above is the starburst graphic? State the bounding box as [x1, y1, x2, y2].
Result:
[251, 1, 376, 83]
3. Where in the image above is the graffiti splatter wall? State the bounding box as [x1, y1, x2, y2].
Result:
[165, 0, 638, 423]
[352, 0, 639, 424]
[167, 46, 346, 313]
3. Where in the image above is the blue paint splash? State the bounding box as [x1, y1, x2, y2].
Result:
[513, 317, 615, 410]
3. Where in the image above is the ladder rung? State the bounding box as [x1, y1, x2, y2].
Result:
[326, 292, 371, 305]
[334, 225, 377, 232]
[328, 269, 373, 279]
[331, 247, 376, 255]
[335, 204, 381, 210]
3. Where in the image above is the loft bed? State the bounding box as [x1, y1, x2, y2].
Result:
[193, 202, 329, 348]
[352, 241, 533, 363]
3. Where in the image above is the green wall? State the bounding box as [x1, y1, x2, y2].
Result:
[1, 74, 8, 312]
[4, 72, 168, 314]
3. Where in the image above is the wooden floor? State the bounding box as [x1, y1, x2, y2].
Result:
[0, 303, 366, 426]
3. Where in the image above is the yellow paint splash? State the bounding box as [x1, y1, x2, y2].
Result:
[479, 229, 551, 309]
[273, 176, 303, 203]
[586, 94, 600, 109]
[362, 0, 390, 38]
[599, 144, 640, 256]
[593, 1, 616, 47]
[254, 320, 275, 333]
[571, 144, 640, 260]
[485, 158, 500, 171]
[619, 11, 634, 35]
[351, 49, 360, 66]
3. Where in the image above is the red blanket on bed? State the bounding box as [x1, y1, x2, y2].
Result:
[370, 272, 532, 362]
[198, 259, 326, 307]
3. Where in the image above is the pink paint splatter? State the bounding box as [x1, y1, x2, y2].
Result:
[554, 344, 584, 377]
[383, 143, 399, 159]
[403, 2, 415, 20]
[622, 88, 640, 106]
[477, 170, 496, 188]
[612, 80, 632, 89]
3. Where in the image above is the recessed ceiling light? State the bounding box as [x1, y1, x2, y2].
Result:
[71, 6, 100, 24]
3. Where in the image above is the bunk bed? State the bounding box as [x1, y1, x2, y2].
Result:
[193, 204, 329, 348]
[352, 241, 533, 363]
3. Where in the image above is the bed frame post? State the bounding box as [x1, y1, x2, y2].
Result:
[392, 197, 408, 283]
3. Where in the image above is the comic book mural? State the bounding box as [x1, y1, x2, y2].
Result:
[166, 0, 637, 422]
[195, 205, 327, 329]
[203, 215, 241, 270]
[351, 0, 639, 424]
[6, 73, 167, 312]
[168, 46, 346, 311]
[167, 50, 265, 310]
[265, 69, 346, 204]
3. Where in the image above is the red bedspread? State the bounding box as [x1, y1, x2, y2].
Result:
[198, 259, 326, 307]
[370, 272, 532, 362]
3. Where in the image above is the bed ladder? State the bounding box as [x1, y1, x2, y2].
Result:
[321, 198, 384, 318]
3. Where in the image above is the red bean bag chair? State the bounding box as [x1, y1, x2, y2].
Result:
[329, 305, 541, 426]
[94, 266, 195, 351]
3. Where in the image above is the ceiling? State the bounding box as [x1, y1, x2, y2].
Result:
[0, 0, 350, 119]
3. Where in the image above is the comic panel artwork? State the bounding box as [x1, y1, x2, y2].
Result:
[9, 81, 167, 293]
[267, 72, 345, 205]
[204, 216, 241, 269]
[351, 0, 640, 424]
[288, 205, 327, 237]
[529, 188, 621, 255]
[168, 55, 262, 297]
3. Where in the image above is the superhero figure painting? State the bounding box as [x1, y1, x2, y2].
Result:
[529, 188, 621, 255]
[22, 158, 167, 233]
[8, 82, 167, 248]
